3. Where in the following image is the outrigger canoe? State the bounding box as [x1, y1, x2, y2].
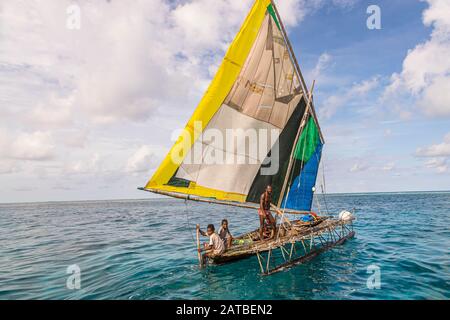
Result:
[139, 0, 356, 275]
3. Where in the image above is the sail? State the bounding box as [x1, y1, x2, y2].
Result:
[143, 0, 323, 212]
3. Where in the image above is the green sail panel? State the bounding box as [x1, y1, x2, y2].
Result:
[293, 117, 320, 163]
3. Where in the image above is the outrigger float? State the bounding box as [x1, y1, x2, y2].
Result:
[140, 0, 355, 275]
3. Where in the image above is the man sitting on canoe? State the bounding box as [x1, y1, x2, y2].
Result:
[259, 185, 276, 240]
[199, 224, 225, 263]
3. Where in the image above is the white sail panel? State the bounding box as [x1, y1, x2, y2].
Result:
[175, 104, 278, 195]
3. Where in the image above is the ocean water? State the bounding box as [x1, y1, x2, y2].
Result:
[0, 192, 449, 300]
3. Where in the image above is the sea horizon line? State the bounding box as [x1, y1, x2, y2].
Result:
[1, 189, 450, 205]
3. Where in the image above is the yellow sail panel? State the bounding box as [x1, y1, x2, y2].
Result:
[146, 0, 271, 189]
[148, 184, 247, 203]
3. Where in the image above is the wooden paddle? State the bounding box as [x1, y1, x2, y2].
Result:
[196, 224, 203, 268]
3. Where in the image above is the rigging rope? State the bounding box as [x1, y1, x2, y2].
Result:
[320, 153, 330, 215]
[183, 200, 197, 246]
[313, 150, 325, 215]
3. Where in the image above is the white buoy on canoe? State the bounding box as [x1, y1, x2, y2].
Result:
[338, 210, 353, 221]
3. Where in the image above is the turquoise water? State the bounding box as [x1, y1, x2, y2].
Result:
[0, 192, 449, 300]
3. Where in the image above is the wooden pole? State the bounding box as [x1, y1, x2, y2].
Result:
[276, 80, 315, 208]
[256, 251, 264, 274]
[266, 248, 272, 273]
[196, 224, 203, 268]
[270, 0, 324, 144]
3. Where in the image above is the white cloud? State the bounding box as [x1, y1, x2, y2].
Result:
[1, 128, 54, 162]
[384, 0, 450, 118]
[382, 162, 395, 171]
[424, 157, 448, 173]
[0, 0, 196, 125]
[4, 131, 55, 161]
[416, 133, 450, 157]
[320, 76, 380, 118]
[0, 160, 20, 175]
[26, 95, 74, 128]
[310, 53, 333, 80]
[126, 145, 159, 174]
[171, 0, 252, 53]
[275, 0, 310, 27]
[419, 76, 450, 117]
[65, 153, 101, 175]
[416, 133, 450, 173]
[61, 129, 89, 149]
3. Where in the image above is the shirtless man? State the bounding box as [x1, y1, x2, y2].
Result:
[259, 185, 276, 240]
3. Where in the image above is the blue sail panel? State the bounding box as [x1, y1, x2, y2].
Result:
[282, 142, 323, 211]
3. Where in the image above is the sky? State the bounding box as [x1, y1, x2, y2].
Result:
[0, 0, 449, 203]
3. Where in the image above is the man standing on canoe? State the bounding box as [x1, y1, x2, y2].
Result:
[259, 185, 276, 240]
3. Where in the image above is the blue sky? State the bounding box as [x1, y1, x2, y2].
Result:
[0, 0, 449, 203]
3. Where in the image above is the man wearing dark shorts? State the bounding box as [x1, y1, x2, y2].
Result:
[259, 185, 276, 240]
